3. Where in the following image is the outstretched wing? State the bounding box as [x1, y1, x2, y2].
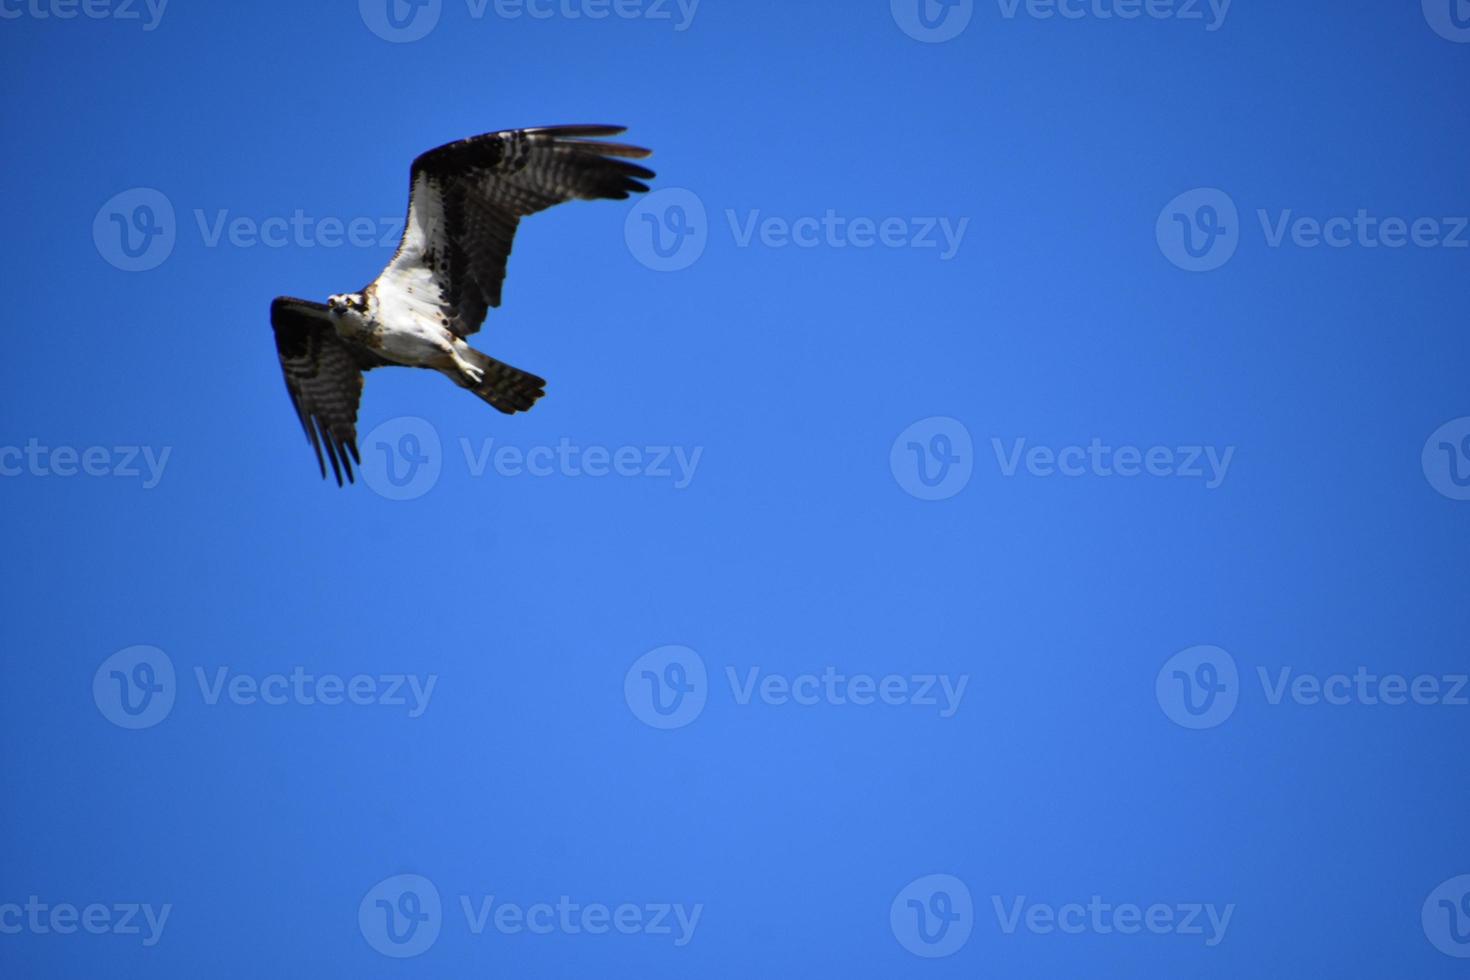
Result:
[375, 125, 655, 338]
[270, 297, 386, 485]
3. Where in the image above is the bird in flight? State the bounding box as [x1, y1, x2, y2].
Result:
[270, 124, 654, 484]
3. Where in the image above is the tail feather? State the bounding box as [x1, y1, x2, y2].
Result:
[462, 349, 546, 414]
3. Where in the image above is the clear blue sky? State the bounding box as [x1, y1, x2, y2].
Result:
[3, 1, 1470, 977]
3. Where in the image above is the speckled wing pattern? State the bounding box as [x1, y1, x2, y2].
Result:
[382, 125, 655, 338]
[269, 297, 387, 485]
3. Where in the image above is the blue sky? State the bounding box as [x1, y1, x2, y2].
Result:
[2, 1, 1469, 977]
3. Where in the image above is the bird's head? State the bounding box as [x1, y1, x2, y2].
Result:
[327, 293, 362, 315]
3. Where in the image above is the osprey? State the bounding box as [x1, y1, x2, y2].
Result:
[270, 124, 654, 485]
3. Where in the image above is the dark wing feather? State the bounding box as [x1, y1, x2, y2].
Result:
[378, 125, 655, 338]
[270, 297, 386, 486]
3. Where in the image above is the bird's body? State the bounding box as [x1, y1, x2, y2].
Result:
[270, 124, 654, 484]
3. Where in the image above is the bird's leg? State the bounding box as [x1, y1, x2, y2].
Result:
[448, 343, 485, 388]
